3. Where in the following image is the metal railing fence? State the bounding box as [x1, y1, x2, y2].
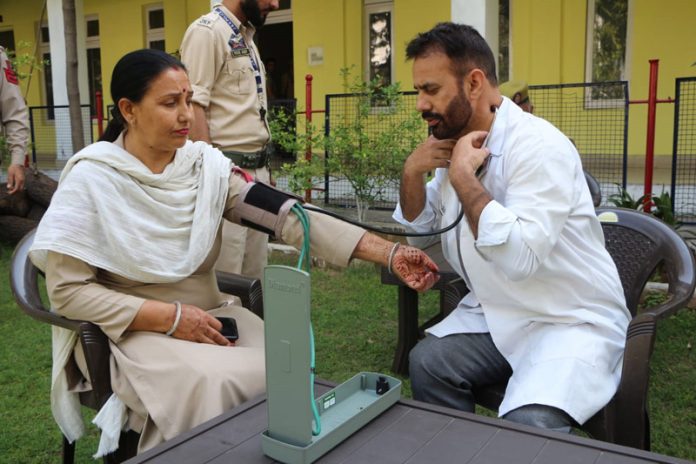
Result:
[529, 81, 629, 203]
[28, 104, 94, 174]
[323, 91, 426, 209]
[671, 77, 696, 223]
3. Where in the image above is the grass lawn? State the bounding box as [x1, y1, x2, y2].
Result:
[1, 245, 695, 462]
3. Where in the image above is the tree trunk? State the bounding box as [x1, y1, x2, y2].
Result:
[63, 0, 85, 152]
[24, 169, 58, 207]
[0, 216, 38, 244]
[0, 186, 31, 217]
[26, 203, 48, 221]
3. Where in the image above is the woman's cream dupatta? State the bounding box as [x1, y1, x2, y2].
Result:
[29, 135, 232, 455]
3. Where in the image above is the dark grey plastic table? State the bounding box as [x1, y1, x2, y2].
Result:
[126, 380, 693, 464]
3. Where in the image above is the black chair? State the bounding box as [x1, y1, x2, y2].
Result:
[380, 266, 464, 375]
[584, 170, 602, 207]
[10, 229, 264, 463]
[382, 207, 695, 450]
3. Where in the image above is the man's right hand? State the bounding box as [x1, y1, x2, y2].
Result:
[6, 163, 25, 194]
[404, 136, 456, 176]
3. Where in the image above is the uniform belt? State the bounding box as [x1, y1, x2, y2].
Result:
[222, 146, 273, 169]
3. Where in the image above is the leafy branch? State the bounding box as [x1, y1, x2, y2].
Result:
[269, 67, 426, 221]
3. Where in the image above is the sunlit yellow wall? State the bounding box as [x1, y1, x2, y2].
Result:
[292, 0, 451, 109]
[4, 0, 210, 156]
[291, 0, 361, 108]
[84, 0, 209, 109]
[0, 0, 46, 106]
[510, 0, 696, 167]
[3, 0, 207, 108]
[393, 0, 450, 90]
[8, 0, 696, 168]
[627, 0, 696, 159]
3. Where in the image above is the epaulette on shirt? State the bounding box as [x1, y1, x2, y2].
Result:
[0, 46, 19, 85]
[195, 12, 220, 29]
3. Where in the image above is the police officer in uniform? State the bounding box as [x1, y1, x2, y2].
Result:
[180, 0, 279, 280]
[0, 46, 28, 194]
[499, 80, 534, 114]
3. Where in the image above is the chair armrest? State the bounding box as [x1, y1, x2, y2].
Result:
[20, 303, 82, 332]
[644, 279, 695, 320]
[78, 322, 114, 410]
[216, 271, 264, 319]
[10, 243, 82, 331]
[11, 277, 82, 331]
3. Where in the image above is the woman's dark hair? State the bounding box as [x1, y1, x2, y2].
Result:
[100, 49, 186, 142]
[405, 22, 498, 86]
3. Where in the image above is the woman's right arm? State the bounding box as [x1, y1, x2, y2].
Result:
[46, 251, 229, 345]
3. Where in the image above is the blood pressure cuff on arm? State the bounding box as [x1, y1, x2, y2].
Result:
[229, 181, 302, 239]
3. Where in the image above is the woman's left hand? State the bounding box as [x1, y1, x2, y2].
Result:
[391, 246, 440, 292]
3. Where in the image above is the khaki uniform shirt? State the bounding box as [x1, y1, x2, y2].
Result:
[0, 46, 29, 166]
[180, 4, 270, 153]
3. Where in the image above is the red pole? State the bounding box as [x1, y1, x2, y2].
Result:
[96, 90, 104, 138]
[643, 59, 659, 212]
[304, 74, 313, 203]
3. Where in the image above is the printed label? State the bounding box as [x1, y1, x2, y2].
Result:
[322, 392, 336, 410]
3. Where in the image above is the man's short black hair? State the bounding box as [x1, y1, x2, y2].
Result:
[406, 22, 498, 85]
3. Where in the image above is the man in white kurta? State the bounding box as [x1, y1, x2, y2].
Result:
[395, 23, 630, 430]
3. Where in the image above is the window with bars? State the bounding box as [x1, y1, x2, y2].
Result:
[39, 24, 54, 119]
[146, 5, 165, 51]
[585, 0, 631, 103]
[0, 29, 16, 52]
[364, 1, 393, 88]
[86, 16, 102, 117]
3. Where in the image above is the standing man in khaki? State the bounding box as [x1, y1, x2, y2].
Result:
[180, 0, 279, 279]
[0, 45, 28, 194]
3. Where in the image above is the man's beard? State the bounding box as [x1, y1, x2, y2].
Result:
[424, 90, 472, 140]
[241, 0, 267, 28]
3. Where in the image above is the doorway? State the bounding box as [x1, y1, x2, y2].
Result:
[257, 21, 294, 100]
[257, 20, 295, 160]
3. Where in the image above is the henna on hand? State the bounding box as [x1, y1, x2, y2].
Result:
[391, 245, 440, 292]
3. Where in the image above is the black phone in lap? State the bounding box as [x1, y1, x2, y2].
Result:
[216, 316, 239, 341]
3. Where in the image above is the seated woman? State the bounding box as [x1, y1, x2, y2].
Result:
[29, 49, 438, 455]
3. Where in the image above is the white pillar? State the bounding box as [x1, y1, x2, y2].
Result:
[451, 0, 499, 71]
[46, 0, 90, 160]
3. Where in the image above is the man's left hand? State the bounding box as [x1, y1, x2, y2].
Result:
[6, 163, 25, 194]
[392, 245, 440, 292]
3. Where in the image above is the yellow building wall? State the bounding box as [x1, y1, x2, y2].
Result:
[627, 0, 696, 160]
[510, 0, 696, 174]
[3, 0, 209, 157]
[0, 0, 209, 109]
[393, 0, 450, 90]
[5, 0, 695, 173]
[291, 0, 451, 110]
[84, 0, 208, 109]
[0, 0, 47, 106]
[291, 0, 361, 109]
